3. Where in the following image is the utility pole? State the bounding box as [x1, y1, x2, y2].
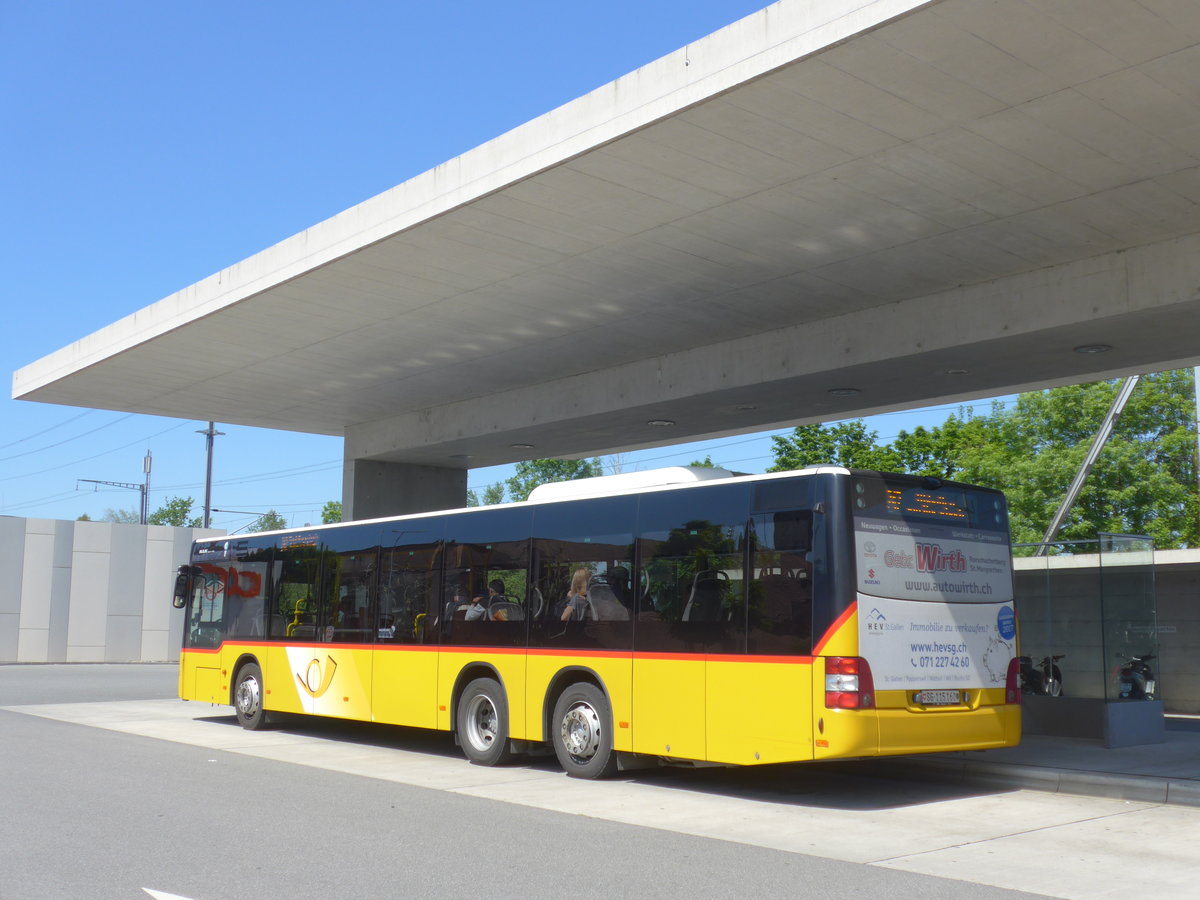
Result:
[196, 422, 224, 528]
[78, 449, 153, 524]
[142, 449, 152, 525]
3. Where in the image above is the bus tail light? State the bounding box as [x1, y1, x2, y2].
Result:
[825, 657, 875, 710]
[1005, 656, 1021, 704]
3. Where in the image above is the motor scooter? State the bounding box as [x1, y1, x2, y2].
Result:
[1117, 651, 1156, 700]
[1018, 654, 1065, 696]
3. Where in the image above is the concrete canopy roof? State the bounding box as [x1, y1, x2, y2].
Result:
[15, 0, 1200, 471]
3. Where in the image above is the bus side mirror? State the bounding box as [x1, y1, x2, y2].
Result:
[172, 570, 192, 609]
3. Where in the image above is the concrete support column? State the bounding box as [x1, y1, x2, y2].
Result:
[342, 458, 467, 521]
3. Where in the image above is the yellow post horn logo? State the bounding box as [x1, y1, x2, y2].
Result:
[297, 655, 338, 698]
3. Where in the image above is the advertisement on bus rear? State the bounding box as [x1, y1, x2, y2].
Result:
[853, 515, 1015, 690]
[858, 593, 1016, 690]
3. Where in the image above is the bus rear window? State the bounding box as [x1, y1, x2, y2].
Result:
[851, 475, 1008, 536]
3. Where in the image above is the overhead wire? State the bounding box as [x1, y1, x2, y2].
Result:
[0, 419, 198, 483]
[152, 458, 342, 493]
[0, 488, 93, 514]
[0, 409, 96, 451]
[0, 413, 136, 462]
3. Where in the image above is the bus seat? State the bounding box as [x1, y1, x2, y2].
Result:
[683, 570, 727, 622]
[757, 573, 799, 630]
[586, 584, 630, 621]
[488, 601, 525, 622]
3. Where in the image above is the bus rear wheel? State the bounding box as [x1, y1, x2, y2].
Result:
[457, 677, 514, 766]
[233, 662, 270, 731]
[552, 683, 618, 779]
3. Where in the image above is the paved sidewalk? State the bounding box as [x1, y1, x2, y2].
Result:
[878, 718, 1200, 807]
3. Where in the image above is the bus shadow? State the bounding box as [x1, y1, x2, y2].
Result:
[197, 711, 499, 764]
[195, 712, 1005, 810]
[620, 759, 1007, 811]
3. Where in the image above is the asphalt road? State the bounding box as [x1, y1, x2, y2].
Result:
[0, 664, 1182, 900]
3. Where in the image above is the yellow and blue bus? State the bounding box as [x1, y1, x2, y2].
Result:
[173, 466, 1020, 778]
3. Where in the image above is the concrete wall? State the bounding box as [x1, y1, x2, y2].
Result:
[1153, 560, 1200, 715]
[0, 518, 222, 663]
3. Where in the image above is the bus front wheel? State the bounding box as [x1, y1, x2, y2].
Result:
[457, 677, 514, 766]
[233, 662, 270, 731]
[552, 683, 618, 779]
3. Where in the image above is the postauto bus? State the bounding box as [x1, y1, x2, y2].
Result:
[173, 466, 1020, 778]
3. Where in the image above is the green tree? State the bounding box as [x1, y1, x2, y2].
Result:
[889, 414, 992, 479]
[321, 500, 343, 524]
[467, 483, 506, 507]
[76, 513, 92, 521]
[505, 458, 603, 502]
[688, 455, 717, 468]
[102, 508, 140, 524]
[768, 421, 899, 472]
[247, 510, 288, 532]
[147, 496, 202, 527]
[955, 371, 1199, 548]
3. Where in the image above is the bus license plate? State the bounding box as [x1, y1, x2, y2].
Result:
[915, 690, 961, 706]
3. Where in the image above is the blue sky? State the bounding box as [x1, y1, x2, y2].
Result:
[1, 1, 1003, 530]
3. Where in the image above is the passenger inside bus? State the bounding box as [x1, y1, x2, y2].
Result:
[559, 568, 590, 622]
[486, 579, 508, 607]
[464, 593, 489, 621]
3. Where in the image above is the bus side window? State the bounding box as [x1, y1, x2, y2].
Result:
[271, 545, 323, 640]
[379, 561, 439, 643]
[326, 550, 378, 644]
[186, 569, 225, 648]
[529, 495, 636, 651]
[748, 510, 813, 655]
[634, 484, 750, 655]
[225, 549, 271, 640]
[442, 506, 531, 648]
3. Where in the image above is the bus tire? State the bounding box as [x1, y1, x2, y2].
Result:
[233, 662, 270, 731]
[552, 682, 618, 779]
[457, 677, 514, 766]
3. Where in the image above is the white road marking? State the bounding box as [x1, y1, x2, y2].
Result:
[143, 890, 199, 900]
[11, 699, 1200, 900]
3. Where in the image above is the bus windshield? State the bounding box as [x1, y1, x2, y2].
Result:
[850, 473, 1012, 603]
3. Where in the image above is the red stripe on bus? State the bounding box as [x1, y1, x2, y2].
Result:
[437, 645, 527, 656]
[526, 648, 632, 660]
[811, 601, 858, 656]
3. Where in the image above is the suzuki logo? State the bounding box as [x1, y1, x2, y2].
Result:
[296, 655, 337, 698]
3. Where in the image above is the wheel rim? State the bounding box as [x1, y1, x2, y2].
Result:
[464, 694, 498, 752]
[560, 701, 602, 761]
[235, 674, 261, 719]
